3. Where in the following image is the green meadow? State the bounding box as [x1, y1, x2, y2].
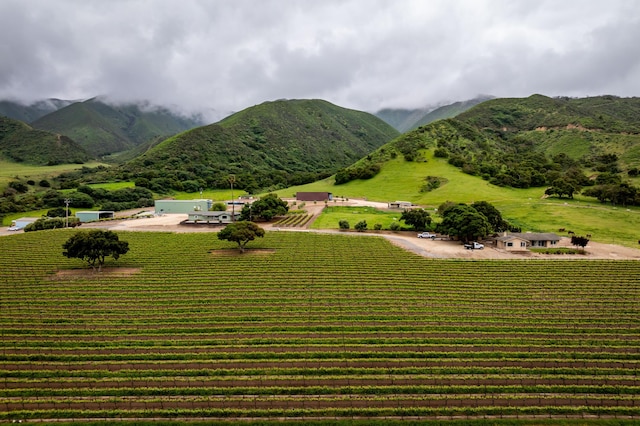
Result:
[0, 159, 106, 189]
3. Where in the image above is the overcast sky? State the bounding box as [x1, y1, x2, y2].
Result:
[1, 0, 639, 121]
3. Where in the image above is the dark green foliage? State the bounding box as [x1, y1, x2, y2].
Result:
[25, 217, 80, 232]
[571, 235, 590, 250]
[420, 176, 447, 192]
[210, 202, 227, 212]
[338, 220, 350, 230]
[436, 204, 492, 241]
[8, 180, 28, 193]
[240, 193, 288, 221]
[470, 201, 509, 233]
[46, 207, 68, 218]
[0, 116, 92, 165]
[582, 182, 639, 206]
[545, 179, 579, 199]
[354, 220, 368, 232]
[217, 221, 265, 253]
[62, 230, 129, 271]
[38, 179, 51, 187]
[400, 208, 432, 231]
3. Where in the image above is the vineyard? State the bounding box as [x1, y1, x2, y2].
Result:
[272, 213, 314, 228]
[1, 230, 639, 423]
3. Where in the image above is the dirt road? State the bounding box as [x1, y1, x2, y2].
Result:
[4, 202, 639, 260]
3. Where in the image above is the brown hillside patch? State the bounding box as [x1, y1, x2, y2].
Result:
[49, 267, 141, 280]
[210, 248, 276, 257]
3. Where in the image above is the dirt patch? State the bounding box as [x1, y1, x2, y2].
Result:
[209, 248, 276, 257]
[49, 267, 141, 280]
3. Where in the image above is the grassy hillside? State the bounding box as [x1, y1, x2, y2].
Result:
[0, 116, 93, 165]
[276, 150, 640, 247]
[121, 99, 399, 193]
[32, 98, 203, 157]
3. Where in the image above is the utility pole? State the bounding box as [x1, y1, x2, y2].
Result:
[64, 198, 71, 228]
[229, 175, 236, 221]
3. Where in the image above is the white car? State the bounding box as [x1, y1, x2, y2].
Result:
[417, 232, 437, 239]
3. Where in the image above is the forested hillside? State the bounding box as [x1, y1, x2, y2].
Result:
[0, 116, 92, 165]
[114, 99, 399, 193]
[32, 98, 203, 157]
[338, 95, 640, 205]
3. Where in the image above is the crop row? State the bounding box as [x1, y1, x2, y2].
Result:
[1, 230, 638, 421]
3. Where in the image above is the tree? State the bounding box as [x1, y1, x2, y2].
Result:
[470, 201, 509, 232]
[210, 202, 227, 211]
[62, 230, 129, 272]
[217, 221, 265, 253]
[400, 208, 432, 231]
[436, 204, 492, 242]
[240, 193, 288, 221]
[354, 220, 368, 232]
[571, 235, 590, 251]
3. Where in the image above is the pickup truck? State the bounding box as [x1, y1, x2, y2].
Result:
[417, 232, 437, 239]
[464, 241, 484, 250]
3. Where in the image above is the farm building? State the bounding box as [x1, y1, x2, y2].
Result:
[296, 192, 333, 202]
[155, 199, 212, 214]
[388, 201, 413, 209]
[75, 211, 115, 223]
[496, 232, 562, 251]
[186, 211, 241, 224]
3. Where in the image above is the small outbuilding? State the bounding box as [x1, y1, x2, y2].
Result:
[388, 201, 413, 209]
[186, 211, 241, 224]
[296, 192, 333, 202]
[75, 211, 115, 223]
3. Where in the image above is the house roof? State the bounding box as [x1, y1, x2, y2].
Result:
[188, 211, 240, 217]
[495, 235, 529, 242]
[499, 232, 561, 242]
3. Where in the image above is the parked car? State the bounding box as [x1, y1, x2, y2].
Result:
[464, 241, 484, 250]
[417, 232, 437, 239]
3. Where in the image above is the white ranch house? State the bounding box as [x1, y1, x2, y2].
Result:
[496, 232, 562, 251]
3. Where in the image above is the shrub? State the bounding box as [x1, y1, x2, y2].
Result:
[354, 220, 368, 232]
[338, 220, 350, 230]
[374, 223, 382, 230]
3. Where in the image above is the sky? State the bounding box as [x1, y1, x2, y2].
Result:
[1, 0, 639, 121]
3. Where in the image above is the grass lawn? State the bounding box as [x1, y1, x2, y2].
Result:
[310, 205, 405, 230]
[0, 159, 106, 190]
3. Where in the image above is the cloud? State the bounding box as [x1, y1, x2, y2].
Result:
[1, 0, 638, 120]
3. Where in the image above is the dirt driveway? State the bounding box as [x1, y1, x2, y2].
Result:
[76, 212, 640, 260]
[5, 202, 639, 260]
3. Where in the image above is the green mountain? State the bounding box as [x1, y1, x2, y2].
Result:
[375, 96, 492, 132]
[338, 94, 640, 190]
[0, 98, 75, 123]
[32, 98, 204, 158]
[121, 99, 399, 193]
[0, 116, 93, 165]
